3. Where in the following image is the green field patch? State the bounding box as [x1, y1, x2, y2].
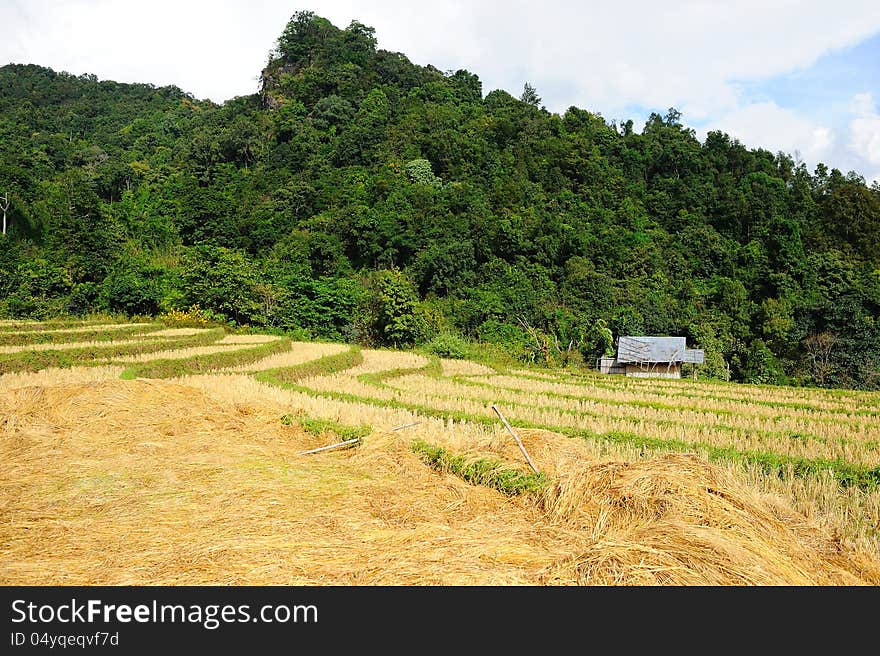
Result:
[281, 413, 371, 442]
[254, 345, 363, 386]
[513, 367, 880, 408]
[412, 438, 547, 496]
[357, 355, 441, 388]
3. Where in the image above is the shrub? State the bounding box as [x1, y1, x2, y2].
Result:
[159, 304, 218, 327]
[424, 332, 470, 359]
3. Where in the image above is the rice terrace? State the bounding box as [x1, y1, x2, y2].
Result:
[1, 316, 879, 586]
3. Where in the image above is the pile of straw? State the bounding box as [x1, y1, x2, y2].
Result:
[1, 379, 876, 585]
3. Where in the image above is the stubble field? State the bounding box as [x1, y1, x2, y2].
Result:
[1, 319, 878, 585]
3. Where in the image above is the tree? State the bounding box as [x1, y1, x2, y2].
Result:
[43, 169, 121, 283]
[101, 256, 165, 316]
[358, 268, 426, 347]
[520, 82, 541, 107]
[0, 192, 9, 235]
[803, 331, 836, 386]
[180, 246, 263, 325]
[405, 159, 442, 188]
[580, 319, 614, 363]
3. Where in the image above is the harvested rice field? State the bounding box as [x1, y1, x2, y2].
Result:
[1, 320, 879, 585]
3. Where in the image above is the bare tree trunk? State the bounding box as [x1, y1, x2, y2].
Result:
[0, 193, 9, 235]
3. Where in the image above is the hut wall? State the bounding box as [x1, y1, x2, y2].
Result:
[624, 363, 681, 379]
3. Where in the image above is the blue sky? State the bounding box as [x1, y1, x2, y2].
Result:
[3, 1, 880, 182]
[733, 33, 880, 124]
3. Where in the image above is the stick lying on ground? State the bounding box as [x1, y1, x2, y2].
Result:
[391, 421, 421, 431]
[491, 404, 540, 474]
[299, 438, 361, 455]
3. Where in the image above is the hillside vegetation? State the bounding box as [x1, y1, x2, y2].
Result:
[1, 11, 879, 389]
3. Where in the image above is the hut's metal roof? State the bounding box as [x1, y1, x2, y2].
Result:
[617, 336, 688, 363]
[681, 349, 705, 364]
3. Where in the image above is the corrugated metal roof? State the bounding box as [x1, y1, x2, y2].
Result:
[682, 349, 705, 364]
[617, 336, 687, 363]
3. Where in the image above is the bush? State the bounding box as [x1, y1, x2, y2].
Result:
[180, 246, 263, 325]
[1, 258, 72, 318]
[68, 282, 100, 316]
[424, 332, 470, 359]
[742, 339, 788, 385]
[159, 304, 219, 327]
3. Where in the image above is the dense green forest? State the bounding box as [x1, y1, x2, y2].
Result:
[1, 12, 879, 388]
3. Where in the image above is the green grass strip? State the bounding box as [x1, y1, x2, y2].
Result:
[0, 328, 225, 374]
[120, 337, 291, 379]
[357, 355, 441, 388]
[0, 323, 164, 346]
[255, 372, 880, 492]
[412, 438, 548, 496]
[281, 413, 371, 441]
[253, 345, 363, 387]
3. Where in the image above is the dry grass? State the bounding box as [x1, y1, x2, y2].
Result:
[3, 322, 155, 336]
[175, 372, 880, 561]
[1, 378, 876, 585]
[440, 359, 495, 376]
[2, 321, 878, 585]
[0, 337, 160, 354]
[106, 337, 284, 364]
[109, 344, 244, 363]
[145, 328, 217, 337]
[217, 334, 284, 344]
[554, 369, 880, 406]
[479, 373, 877, 414]
[536, 454, 878, 585]
[377, 374, 880, 466]
[343, 349, 428, 375]
[0, 365, 124, 391]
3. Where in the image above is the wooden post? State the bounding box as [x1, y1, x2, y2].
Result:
[491, 404, 539, 474]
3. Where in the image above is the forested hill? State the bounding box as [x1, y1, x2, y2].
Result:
[1, 12, 879, 388]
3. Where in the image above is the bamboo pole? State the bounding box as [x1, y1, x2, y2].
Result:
[491, 404, 539, 474]
[391, 421, 421, 431]
[299, 437, 360, 455]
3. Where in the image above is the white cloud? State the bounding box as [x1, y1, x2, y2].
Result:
[703, 101, 835, 163]
[849, 93, 880, 165]
[846, 93, 880, 183]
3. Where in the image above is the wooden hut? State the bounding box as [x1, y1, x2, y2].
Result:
[598, 336, 704, 379]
